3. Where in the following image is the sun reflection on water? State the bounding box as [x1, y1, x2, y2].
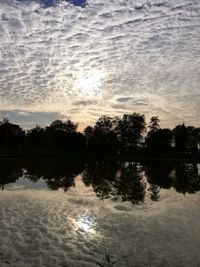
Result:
[73, 212, 96, 235]
[77, 214, 95, 232]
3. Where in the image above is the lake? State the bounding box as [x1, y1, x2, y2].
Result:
[0, 160, 200, 267]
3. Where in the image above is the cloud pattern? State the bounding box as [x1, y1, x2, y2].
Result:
[0, 0, 200, 128]
[0, 176, 200, 266]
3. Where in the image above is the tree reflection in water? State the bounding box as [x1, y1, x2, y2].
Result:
[83, 161, 146, 204]
[174, 162, 200, 194]
[24, 160, 85, 192]
[82, 161, 119, 200]
[0, 162, 23, 190]
[0, 160, 200, 204]
[148, 184, 160, 202]
[145, 161, 174, 201]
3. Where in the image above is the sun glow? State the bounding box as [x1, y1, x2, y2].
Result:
[76, 71, 104, 96]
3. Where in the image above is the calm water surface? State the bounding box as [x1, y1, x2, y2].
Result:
[0, 160, 200, 267]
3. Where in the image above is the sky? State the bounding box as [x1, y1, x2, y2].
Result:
[0, 0, 200, 130]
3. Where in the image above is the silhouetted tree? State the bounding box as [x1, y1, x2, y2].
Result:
[84, 126, 94, 147]
[0, 113, 199, 159]
[173, 124, 198, 156]
[84, 116, 119, 155]
[45, 119, 85, 151]
[26, 125, 46, 149]
[186, 126, 199, 156]
[0, 118, 25, 150]
[146, 128, 172, 155]
[115, 113, 146, 152]
[148, 116, 160, 132]
[173, 124, 188, 155]
[94, 116, 114, 134]
[50, 119, 77, 133]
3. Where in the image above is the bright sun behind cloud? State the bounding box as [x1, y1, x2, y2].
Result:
[0, 0, 200, 127]
[76, 71, 104, 97]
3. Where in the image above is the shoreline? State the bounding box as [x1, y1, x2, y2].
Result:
[0, 151, 199, 163]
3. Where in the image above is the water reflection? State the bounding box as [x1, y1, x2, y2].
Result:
[83, 162, 146, 204]
[0, 160, 200, 204]
[174, 162, 200, 194]
[76, 212, 96, 234]
[0, 163, 23, 190]
[145, 161, 174, 189]
[148, 184, 160, 202]
[39, 0, 87, 8]
[25, 160, 85, 191]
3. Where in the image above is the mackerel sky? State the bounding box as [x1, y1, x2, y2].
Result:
[0, 0, 200, 130]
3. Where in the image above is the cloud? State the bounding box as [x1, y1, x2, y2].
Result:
[116, 97, 133, 103]
[73, 100, 96, 106]
[0, 110, 66, 128]
[0, 0, 200, 128]
[116, 96, 149, 106]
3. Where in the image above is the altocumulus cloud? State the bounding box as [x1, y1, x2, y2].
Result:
[0, 0, 200, 128]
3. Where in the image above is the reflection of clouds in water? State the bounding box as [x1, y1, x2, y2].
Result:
[0, 183, 200, 266]
[5, 177, 48, 191]
[36, 0, 87, 8]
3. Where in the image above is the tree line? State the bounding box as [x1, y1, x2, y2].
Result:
[0, 113, 199, 158]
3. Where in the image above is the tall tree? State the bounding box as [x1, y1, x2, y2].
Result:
[148, 116, 160, 132]
[173, 124, 188, 154]
[49, 119, 78, 133]
[0, 118, 25, 150]
[116, 113, 146, 151]
[88, 116, 119, 155]
[94, 116, 114, 134]
[26, 125, 45, 149]
[146, 128, 172, 154]
[173, 124, 198, 156]
[83, 126, 96, 153]
[146, 116, 172, 154]
[45, 119, 84, 150]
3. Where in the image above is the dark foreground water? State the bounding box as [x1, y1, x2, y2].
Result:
[0, 160, 200, 267]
